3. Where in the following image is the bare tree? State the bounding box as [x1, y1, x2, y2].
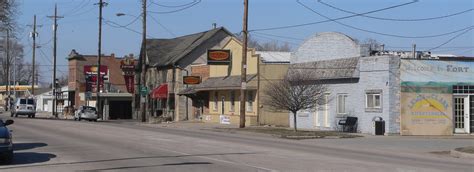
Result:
[0, 0, 19, 34]
[263, 69, 328, 132]
[362, 38, 382, 51]
[259, 41, 291, 52]
[237, 35, 292, 51]
[0, 38, 26, 85]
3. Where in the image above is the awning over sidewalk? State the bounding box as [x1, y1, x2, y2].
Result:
[151, 84, 168, 99]
[178, 75, 257, 95]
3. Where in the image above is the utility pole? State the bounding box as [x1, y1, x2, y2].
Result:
[139, 0, 147, 122]
[96, 0, 107, 120]
[5, 29, 10, 111]
[31, 15, 37, 95]
[412, 44, 417, 59]
[239, 0, 249, 128]
[48, 4, 63, 118]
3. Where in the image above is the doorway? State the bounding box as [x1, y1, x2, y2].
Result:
[454, 95, 471, 133]
[221, 96, 225, 115]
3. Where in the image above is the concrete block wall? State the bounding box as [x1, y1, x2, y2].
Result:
[291, 32, 362, 63]
[290, 56, 400, 134]
[388, 56, 401, 134]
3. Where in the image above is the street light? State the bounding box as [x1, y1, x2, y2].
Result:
[116, 13, 126, 17]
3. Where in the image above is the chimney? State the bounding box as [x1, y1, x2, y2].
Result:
[212, 23, 217, 29]
[111, 53, 115, 59]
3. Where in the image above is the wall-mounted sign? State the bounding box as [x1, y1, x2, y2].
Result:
[183, 76, 201, 85]
[207, 50, 231, 64]
[84, 65, 108, 76]
[84, 65, 108, 93]
[120, 58, 135, 70]
[120, 58, 136, 93]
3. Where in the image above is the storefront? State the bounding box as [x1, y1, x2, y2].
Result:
[400, 59, 474, 135]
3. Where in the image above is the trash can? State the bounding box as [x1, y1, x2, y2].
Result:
[372, 116, 385, 135]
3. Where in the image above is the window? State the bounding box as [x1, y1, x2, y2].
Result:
[213, 92, 218, 111]
[337, 94, 348, 115]
[365, 90, 382, 112]
[246, 91, 254, 112]
[230, 91, 235, 112]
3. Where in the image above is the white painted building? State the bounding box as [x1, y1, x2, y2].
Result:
[35, 86, 70, 113]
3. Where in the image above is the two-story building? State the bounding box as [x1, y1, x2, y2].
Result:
[67, 50, 134, 120]
[143, 27, 235, 122]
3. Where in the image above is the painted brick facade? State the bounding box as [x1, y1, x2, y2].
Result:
[290, 56, 401, 134]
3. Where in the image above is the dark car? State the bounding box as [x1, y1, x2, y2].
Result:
[0, 119, 14, 164]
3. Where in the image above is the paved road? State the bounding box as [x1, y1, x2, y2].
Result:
[0, 113, 472, 172]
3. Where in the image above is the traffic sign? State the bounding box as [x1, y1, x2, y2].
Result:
[139, 86, 149, 96]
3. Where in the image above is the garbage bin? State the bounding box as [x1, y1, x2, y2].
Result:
[372, 116, 385, 135]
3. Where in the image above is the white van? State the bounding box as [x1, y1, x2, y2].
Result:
[12, 98, 36, 118]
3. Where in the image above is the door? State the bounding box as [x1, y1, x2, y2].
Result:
[454, 95, 470, 133]
[221, 96, 225, 115]
[470, 95, 474, 133]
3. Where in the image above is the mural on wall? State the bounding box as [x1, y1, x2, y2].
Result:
[400, 59, 474, 135]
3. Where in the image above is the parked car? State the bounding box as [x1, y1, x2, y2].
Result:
[74, 106, 98, 121]
[11, 98, 36, 118]
[0, 119, 14, 164]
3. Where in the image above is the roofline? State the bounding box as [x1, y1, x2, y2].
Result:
[148, 27, 236, 68]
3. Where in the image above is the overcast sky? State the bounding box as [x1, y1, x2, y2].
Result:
[16, 0, 474, 81]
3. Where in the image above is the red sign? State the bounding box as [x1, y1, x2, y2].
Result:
[183, 76, 201, 85]
[120, 58, 135, 70]
[207, 50, 231, 64]
[120, 58, 136, 93]
[84, 65, 108, 76]
[84, 65, 108, 93]
[124, 75, 135, 93]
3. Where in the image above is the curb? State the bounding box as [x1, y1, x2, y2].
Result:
[450, 149, 474, 159]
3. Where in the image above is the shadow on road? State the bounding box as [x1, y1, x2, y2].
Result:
[11, 152, 57, 165]
[0, 152, 255, 170]
[84, 162, 213, 171]
[13, 142, 48, 151]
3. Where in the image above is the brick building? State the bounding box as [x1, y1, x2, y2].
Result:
[67, 49, 134, 120]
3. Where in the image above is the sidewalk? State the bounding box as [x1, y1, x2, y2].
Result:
[34, 111, 74, 120]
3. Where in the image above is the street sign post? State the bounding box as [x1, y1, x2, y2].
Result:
[139, 86, 149, 96]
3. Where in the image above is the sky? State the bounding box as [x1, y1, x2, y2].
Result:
[15, 0, 474, 83]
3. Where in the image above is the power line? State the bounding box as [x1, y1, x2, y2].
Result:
[148, 14, 176, 37]
[148, 0, 201, 14]
[250, 0, 418, 32]
[115, 13, 142, 28]
[317, 0, 473, 22]
[62, 0, 90, 17]
[296, 0, 474, 39]
[103, 19, 155, 38]
[151, 0, 198, 8]
[253, 32, 305, 41]
[251, 33, 302, 46]
[427, 28, 474, 51]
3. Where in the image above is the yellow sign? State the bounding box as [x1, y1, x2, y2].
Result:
[401, 91, 453, 135]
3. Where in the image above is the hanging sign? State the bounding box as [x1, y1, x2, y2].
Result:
[121, 58, 136, 93]
[183, 76, 201, 85]
[207, 50, 231, 64]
